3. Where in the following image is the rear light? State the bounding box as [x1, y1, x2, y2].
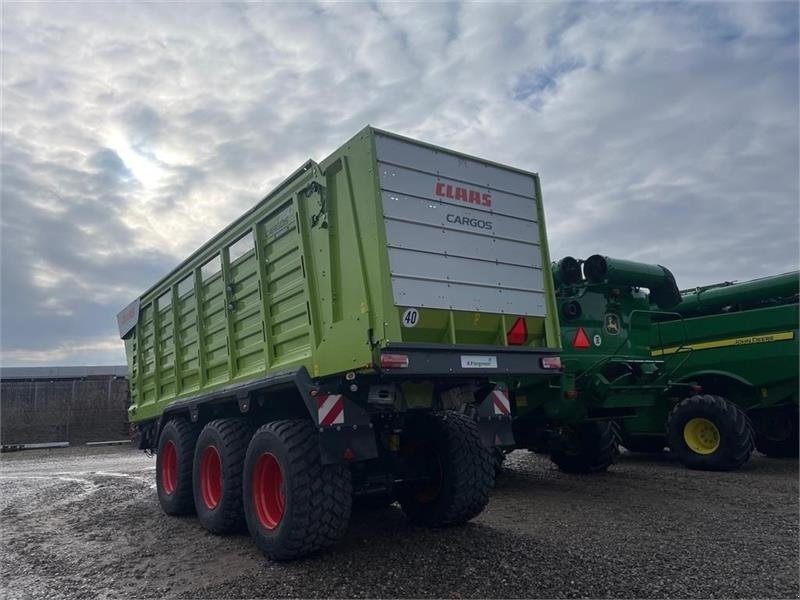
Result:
[564, 389, 579, 400]
[572, 327, 591, 349]
[540, 356, 562, 370]
[506, 317, 528, 346]
[380, 353, 409, 369]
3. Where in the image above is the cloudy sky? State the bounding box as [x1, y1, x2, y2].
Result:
[1, 2, 798, 366]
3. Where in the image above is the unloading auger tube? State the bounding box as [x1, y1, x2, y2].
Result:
[674, 271, 799, 317]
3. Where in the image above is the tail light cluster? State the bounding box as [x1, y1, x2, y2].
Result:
[380, 353, 409, 369]
[540, 356, 562, 370]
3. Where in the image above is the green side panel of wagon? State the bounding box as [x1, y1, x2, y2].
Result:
[118, 127, 561, 423]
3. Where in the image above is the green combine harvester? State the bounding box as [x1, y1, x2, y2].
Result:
[520, 254, 798, 472]
[509, 255, 687, 472]
[638, 271, 799, 460]
[118, 126, 564, 560]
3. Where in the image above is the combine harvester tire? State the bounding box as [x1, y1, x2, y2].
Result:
[667, 394, 753, 471]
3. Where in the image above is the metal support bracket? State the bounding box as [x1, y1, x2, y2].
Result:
[293, 367, 378, 465]
[237, 391, 250, 413]
[473, 388, 515, 447]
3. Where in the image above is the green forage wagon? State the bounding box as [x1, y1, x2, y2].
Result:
[118, 126, 562, 559]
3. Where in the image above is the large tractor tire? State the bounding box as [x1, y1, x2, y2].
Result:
[156, 418, 200, 515]
[550, 421, 618, 474]
[755, 406, 799, 458]
[397, 411, 494, 527]
[193, 418, 252, 534]
[621, 436, 666, 454]
[242, 420, 352, 561]
[667, 394, 753, 471]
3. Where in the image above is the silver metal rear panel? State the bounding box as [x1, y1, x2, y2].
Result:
[375, 133, 546, 317]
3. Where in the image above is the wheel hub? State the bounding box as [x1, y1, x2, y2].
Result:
[683, 417, 721, 455]
[252, 453, 285, 530]
[200, 445, 222, 509]
[161, 440, 178, 495]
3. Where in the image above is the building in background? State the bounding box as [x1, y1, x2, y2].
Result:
[0, 366, 130, 447]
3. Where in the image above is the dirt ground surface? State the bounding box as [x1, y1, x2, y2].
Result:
[1, 445, 797, 600]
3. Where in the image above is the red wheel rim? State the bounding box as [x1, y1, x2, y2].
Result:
[252, 453, 285, 530]
[200, 445, 222, 509]
[161, 440, 178, 495]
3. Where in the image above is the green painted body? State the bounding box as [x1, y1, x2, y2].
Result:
[670, 271, 798, 317]
[513, 256, 683, 433]
[120, 127, 560, 425]
[621, 272, 799, 440]
[515, 255, 798, 447]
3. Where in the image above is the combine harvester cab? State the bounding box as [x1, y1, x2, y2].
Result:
[649, 271, 799, 461]
[117, 126, 561, 560]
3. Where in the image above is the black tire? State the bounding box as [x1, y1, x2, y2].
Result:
[156, 418, 199, 515]
[193, 418, 252, 534]
[242, 420, 352, 560]
[397, 411, 494, 527]
[755, 406, 799, 458]
[667, 394, 754, 471]
[550, 421, 618, 474]
[622, 436, 666, 454]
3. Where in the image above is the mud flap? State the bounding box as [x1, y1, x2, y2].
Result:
[294, 367, 379, 465]
[474, 389, 515, 448]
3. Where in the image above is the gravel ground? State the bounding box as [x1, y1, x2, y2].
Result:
[0, 445, 797, 599]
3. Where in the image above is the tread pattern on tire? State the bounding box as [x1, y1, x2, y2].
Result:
[551, 421, 619, 474]
[438, 412, 495, 525]
[194, 418, 252, 533]
[667, 394, 754, 471]
[158, 418, 200, 515]
[399, 411, 494, 527]
[249, 420, 351, 560]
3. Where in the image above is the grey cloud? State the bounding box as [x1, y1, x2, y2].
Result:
[1, 1, 797, 365]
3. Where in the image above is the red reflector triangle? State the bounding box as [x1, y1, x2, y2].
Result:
[507, 317, 528, 345]
[572, 327, 591, 349]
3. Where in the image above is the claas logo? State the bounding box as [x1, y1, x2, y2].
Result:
[435, 182, 492, 207]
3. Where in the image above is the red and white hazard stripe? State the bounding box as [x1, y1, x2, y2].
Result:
[316, 394, 345, 426]
[491, 390, 511, 416]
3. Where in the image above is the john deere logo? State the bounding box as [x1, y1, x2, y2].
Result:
[604, 313, 621, 335]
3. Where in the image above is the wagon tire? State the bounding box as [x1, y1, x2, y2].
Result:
[243, 420, 352, 560]
[397, 411, 494, 527]
[667, 394, 754, 471]
[551, 420, 619, 474]
[156, 418, 200, 515]
[193, 418, 252, 533]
